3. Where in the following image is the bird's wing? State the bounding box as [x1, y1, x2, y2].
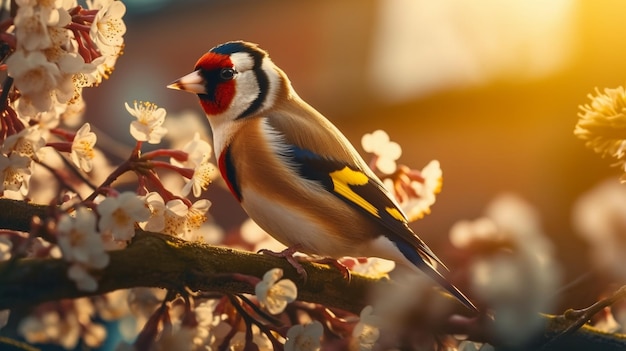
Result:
[285, 144, 445, 268]
[265, 110, 478, 312]
[264, 106, 446, 269]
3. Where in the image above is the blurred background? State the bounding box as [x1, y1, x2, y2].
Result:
[84, 0, 625, 309]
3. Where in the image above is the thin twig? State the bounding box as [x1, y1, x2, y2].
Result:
[36, 159, 83, 199]
[55, 150, 99, 192]
[0, 76, 12, 110]
[236, 293, 283, 327]
[228, 294, 284, 350]
[541, 285, 626, 349]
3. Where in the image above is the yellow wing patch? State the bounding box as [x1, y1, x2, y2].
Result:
[385, 207, 406, 221]
[329, 167, 380, 218]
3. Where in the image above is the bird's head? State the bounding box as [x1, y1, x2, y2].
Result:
[168, 41, 286, 121]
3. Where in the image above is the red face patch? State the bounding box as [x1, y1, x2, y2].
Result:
[194, 52, 236, 116]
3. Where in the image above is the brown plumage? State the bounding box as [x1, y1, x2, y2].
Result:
[168, 40, 477, 312]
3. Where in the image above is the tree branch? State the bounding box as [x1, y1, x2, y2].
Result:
[0, 198, 625, 350]
[0, 229, 380, 314]
[0, 199, 403, 315]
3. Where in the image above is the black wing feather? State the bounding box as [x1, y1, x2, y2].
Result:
[287, 145, 445, 268]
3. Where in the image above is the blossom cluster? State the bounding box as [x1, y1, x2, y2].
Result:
[9, 0, 125, 116]
[575, 85, 626, 180]
[0, 0, 128, 198]
[3, 109, 218, 348]
[361, 129, 443, 222]
[573, 179, 626, 281]
[0, 2, 218, 346]
[41, 99, 216, 293]
[0, 2, 223, 347]
[449, 194, 561, 346]
[125, 267, 382, 351]
[2, 0, 218, 290]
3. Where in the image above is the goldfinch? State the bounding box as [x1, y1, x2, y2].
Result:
[168, 41, 476, 312]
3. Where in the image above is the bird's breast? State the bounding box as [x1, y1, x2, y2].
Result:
[239, 188, 337, 254]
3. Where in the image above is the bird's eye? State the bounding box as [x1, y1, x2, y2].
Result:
[219, 68, 236, 81]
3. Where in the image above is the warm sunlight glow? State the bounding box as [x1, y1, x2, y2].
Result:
[368, 0, 577, 101]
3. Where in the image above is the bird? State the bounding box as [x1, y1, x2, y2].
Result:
[167, 40, 477, 312]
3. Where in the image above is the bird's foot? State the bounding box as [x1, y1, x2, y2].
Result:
[308, 257, 352, 283]
[258, 245, 308, 282]
[257, 246, 352, 283]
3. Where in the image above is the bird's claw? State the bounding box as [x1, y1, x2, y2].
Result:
[311, 257, 352, 283]
[257, 246, 353, 283]
[258, 245, 308, 282]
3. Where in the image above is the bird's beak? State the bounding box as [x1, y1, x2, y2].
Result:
[167, 70, 207, 94]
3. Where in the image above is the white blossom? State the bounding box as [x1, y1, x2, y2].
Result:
[7, 50, 61, 112]
[79, 54, 118, 87]
[171, 133, 215, 197]
[56, 50, 96, 76]
[57, 207, 109, 291]
[14, 3, 52, 51]
[56, 208, 105, 266]
[174, 132, 213, 166]
[361, 130, 402, 174]
[18, 298, 103, 349]
[98, 192, 151, 241]
[159, 199, 211, 237]
[183, 159, 214, 197]
[70, 123, 97, 172]
[349, 257, 395, 278]
[19, 311, 80, 349]
[139, 192, 166, 232]
[184, 222, 224, 244]
[194, 301, 232, 349]
[352, 305, 381, 351]
[158, 198, 211, 237]
[405, 160, 441, 220]
[126, 101, 168, 144]
[161, 199, 188, 236]
[89, 0, 126, 55]
[255, 268, 297, 315]
[86, 0, 114, 10]
[285, 321, 323, 351]
[3, 126, 46, 161]
[383, 160, 442, 222]
[0, 153, 32, 195]
[184, 199, 211, 235]
[573, 178, 626, 280]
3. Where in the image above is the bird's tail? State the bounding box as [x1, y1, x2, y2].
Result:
[416, 260, 478, 313]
